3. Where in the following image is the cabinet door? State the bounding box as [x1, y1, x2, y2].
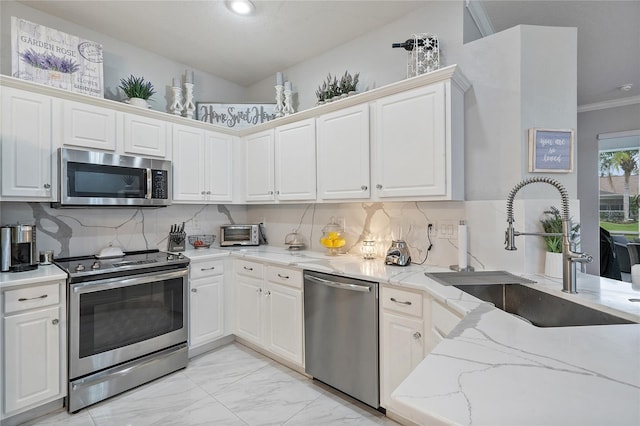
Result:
[123, 113, 168, 158]
[235, 276, 263, 344]
[244, 130, 275, 202]
[317, 104, 370, 200]
[264, 282, 303, 365]
[189, 275, 224, 348]
[172, 125, 205, 202]
[1, 88, 54, 199]
[4, 306, 61, 414]
[373, 83, 446, 198]
[204, 131, 233, 202]
[62, 100, 117, 151]
[274, 118, 316, 201]
[381, 311, 424, 408]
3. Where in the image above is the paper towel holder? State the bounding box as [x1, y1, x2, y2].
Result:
[450, 219, 474, 272]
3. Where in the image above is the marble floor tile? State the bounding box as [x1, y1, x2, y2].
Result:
[24, 342, 399, 426]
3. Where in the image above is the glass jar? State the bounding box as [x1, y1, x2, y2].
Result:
[320, 217, 345, 256]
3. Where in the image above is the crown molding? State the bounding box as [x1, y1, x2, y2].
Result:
[578, 95, 640, 113]
[465, 0, 495, 37]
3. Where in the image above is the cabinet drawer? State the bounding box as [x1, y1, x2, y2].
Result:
[381, 286, 422, 317]
[191, 259, 224, 279]
[4, 282, 60, 313]
[234, 259, 263, 279]
[431, 300, 462, 337]
[266, 266, 302, 289]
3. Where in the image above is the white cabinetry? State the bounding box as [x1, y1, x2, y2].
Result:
[372, 81, 464, 200]
[61, 100, 117, 151]
[244, 118, 316, 202]
[380, 286, 426, 408]
[1, 88, 55, 200]
[172, 125, 234, 203]
[234, 259, 304, 366]
[316, 104, 370, 200]
[123, 113, 169, 158]
[189, 258, 225, 352]
[1, 279, 66, 419]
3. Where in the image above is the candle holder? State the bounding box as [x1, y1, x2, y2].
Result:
[361, 240, 376, 260]
[274, 85, 284, 118]
[283, 88, 295, 116]
[169, 85, 183, 115]
[183, 82, 196, 119]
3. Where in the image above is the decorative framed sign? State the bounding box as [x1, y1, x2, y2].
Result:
[196, 103, 277, 129]
[11, 17, 104, 97]
[528, 128, 574, 173]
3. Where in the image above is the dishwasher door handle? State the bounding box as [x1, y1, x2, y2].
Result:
[304, 274, 371, 292]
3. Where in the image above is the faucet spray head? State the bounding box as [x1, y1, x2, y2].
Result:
[505, 222, 517, 250]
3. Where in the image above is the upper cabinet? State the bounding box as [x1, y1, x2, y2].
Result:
[123, 113, 169, 158]
[1, 88, 55, 200]
[274, 118, 316, 201]
[316, 104, 370, 200]
[244, 129, 276, 202]
[172, 124, 234, 203]
[61, 100, 117, 151]
[371, 81, 463, 200]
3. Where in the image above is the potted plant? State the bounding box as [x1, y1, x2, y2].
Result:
[118, 75, 155, 108]
[540, 206, 580, 278]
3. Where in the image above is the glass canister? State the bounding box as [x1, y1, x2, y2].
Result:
[320, 217, 345, 256]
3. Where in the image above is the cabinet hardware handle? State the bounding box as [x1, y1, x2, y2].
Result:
[265, 290, 271, 296]
[256, 288, 262, 293]
[413, 331, 422, 340]
[244, 266, 254, 271]
[201, 191, 206, 195]
[268, 191, 274, 195]
[19, 294, 48, 302]
[390, 297, 411, 305]
[376, 184, 383, 189]
[277, 273, 289, 279]
[52, 319, 59, 325]
[275, 190, 280, 195]
[206, 191, 211, 195]
[361, 185, 368, 191]
[43, 183, 51, 189]
[201, 266, 216, 271]
[191, 288, 198, 293]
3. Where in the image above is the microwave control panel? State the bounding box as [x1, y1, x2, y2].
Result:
[151, 170, 169, 199]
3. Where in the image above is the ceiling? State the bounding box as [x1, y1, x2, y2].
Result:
[18, 0, 640, 107]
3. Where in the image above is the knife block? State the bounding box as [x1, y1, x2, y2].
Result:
[167, 232, 186, 252]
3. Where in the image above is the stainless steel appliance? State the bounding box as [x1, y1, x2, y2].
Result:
[385, 240, 412, 266]
[0, 224, 38, 272]
[303, 271, 380, 409]
[55, 148, 171, 207]
[55, 249, 189, 412]
[219, 223, 266, 246]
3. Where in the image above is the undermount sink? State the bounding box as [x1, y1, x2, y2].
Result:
[453, 283, 636, 328]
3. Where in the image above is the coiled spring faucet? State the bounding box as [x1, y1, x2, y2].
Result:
[505, 177, 593, 293]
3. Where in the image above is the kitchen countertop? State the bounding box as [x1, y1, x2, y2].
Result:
[4, 246, 639, 424]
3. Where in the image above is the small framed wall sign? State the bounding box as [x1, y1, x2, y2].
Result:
[196, 102, 277, 129]
[528, 128, 574, 173]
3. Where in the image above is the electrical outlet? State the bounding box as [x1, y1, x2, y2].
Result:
[192, 216, 200, 231]
[438, 220, 458, 239]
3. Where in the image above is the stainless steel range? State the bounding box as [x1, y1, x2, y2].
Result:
[55, 250, 189, 413]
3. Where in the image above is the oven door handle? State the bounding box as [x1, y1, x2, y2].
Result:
[71, 269, 188, 293]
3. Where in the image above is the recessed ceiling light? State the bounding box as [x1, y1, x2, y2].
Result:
[619, 83, 633, 92]
[226, 0, 255, 16]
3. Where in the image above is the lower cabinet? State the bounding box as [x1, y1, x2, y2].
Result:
[380, 285, 426, 408]
[189, 257, 225, 351]
[234, 259, 303, 366]
[1, 280, 66, 419]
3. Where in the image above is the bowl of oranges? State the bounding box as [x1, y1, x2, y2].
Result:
[188, 234, 215, 249]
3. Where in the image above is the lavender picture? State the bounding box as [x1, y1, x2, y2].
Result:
[11, 17, 104, 97]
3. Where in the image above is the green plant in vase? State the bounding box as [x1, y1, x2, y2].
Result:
[119, 75, 155, 107]
[540, 206, 580, 253]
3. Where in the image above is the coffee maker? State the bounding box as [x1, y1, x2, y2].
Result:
[1, 224, 39, 272]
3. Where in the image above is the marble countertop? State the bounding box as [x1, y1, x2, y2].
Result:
[3, 246, 639, 424]
[0, 264, 68, 289]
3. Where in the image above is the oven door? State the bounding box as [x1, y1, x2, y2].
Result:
[68, 268, 188, 379]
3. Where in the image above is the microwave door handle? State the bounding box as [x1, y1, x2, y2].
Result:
[145, 168, 152, 199]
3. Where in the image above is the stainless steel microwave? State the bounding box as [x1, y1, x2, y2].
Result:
[220, 224, 265, 246]
[55, 148, 171, 207]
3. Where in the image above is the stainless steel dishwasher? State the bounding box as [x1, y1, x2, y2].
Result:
[303, 270, 379, 409]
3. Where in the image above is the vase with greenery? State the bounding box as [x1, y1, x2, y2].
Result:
[118, 75, 155, 107]
[540, 206, 580, 278]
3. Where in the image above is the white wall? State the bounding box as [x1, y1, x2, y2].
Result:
[577, 103, 640, 274]
[0, 1, 246, 112]
[245, 1, 465, 111]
